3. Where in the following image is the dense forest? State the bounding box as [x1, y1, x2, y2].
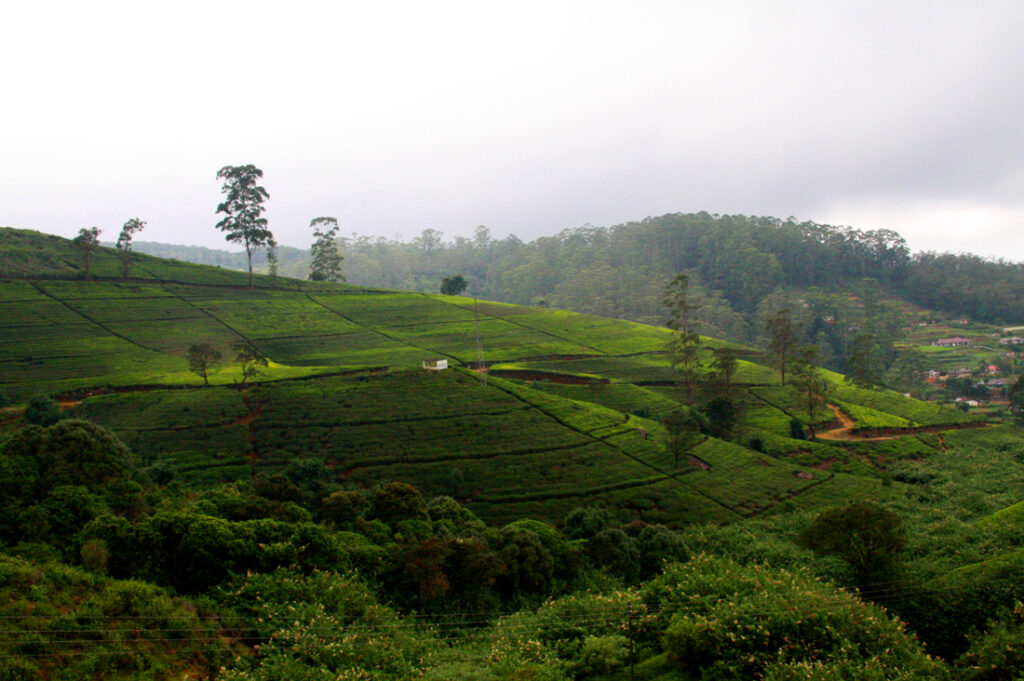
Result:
[137, 213, 1024, 335]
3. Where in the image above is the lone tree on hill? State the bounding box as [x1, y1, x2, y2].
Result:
[790, 344, 830, 439]
[766, 308, 800, 385]
[710, 346, 739, 394]
[308, 217, 344, 282]
[664, 273, 703, 404]
[845, 333, 885, 388]
[115, 217, 146, 279]
[215, 164, 272, 290]
[662, 408, 703, 469]
[188, 343, 222, 386]
[440, 274, 467, 296]
[73, 227, 101, 280]
[266, 238, 279, 278]
[232, 342, 268, 387]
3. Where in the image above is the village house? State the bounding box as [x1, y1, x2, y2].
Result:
[932, 336, 971, 347]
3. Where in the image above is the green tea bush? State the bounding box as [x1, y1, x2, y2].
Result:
[218, 569, 435, 681]
[647, 555, 947, 680]
[955, 601, 1024, 680]
[487, 589, 646, 681]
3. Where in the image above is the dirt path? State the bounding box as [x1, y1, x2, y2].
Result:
[816, 403, 855, 438]
[816, 404, 908, 442]
[815, 403, 988, 442]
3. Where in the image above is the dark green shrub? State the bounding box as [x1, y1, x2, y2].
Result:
[370, 481, 428, 525]
[252, 472, 304, 503]
[703, 396, 737, 439]
[956, 601, 1024, 680]
[651, 555, 946, 680]
[0, 420, 134, 508]
[24, 394, 60, 427]
[284, 456, 332, 497]
[587, 528, 640, 582]
[798, 501, 904, 592]
[563, 506, 610, 540]
[321, 490, 367, 526]
[637, 523, 689, 578]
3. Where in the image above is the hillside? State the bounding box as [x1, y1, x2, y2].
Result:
[0, 226, 981, 526]
[6, 226, 1024, 679]
[128, 215, 1024, 396]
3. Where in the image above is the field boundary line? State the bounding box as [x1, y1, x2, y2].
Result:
[304, 294, 462, 364]
[160, 286, 258, 348]
[342, 439, 596, 469]
[479, 371, 742, 519]
[427, 294, 609, 355]
[474, 474, 672, 504]
[28, 282, 167, 355]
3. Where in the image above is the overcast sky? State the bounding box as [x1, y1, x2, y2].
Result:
[3, 1, 1023, 260]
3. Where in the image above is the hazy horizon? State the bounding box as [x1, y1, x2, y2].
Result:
[3, 1, 1023, 260]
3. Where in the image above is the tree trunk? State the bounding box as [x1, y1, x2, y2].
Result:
[246, 243, 254, 291]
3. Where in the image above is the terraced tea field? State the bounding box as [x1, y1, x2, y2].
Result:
[0, 227, 988, 524]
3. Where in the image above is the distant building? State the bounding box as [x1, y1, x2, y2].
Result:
[932, 337, 971, 347]
[999, 336, 1024, 345]
[422, 359, 448, 370]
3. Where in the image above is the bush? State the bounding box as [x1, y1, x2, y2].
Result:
[321, 490, 367, 526]
[24, 394, 60, 427]
[956, 601, 1024, 680]
[0, 420, 134, 508]
[789, 418, 807, 440]
[637, 523, 689, 578]
[648, 555, 946, 680]
[217, 569, 434, 681]
[487, 590, 643, 681]
[370, 481, 428, 525]
[587, 528, 640, 582]
[798, 501, 904, 592]
[563, 506, 610, 540]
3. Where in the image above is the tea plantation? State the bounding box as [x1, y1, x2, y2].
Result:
[5, 227, 1024, 681]
[0, 227, 983, 525]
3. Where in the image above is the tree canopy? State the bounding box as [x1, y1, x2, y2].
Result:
[72, 227, 101, 280]
[115, 217, 145, 279]
[307, 217, 344, 282]
[215, 165, 272, 290]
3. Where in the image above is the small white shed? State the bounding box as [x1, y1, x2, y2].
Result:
[422, 359, 448, 371]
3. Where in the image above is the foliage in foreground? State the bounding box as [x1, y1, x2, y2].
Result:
[648, 555, 947, 680]
[0, 554, 228, 681]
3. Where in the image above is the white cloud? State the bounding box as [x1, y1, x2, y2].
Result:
[2, 1, 1024, 258]
[820, 199, 1024, 261]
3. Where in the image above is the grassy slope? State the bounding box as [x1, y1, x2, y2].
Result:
[0, 227, 987, 524]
